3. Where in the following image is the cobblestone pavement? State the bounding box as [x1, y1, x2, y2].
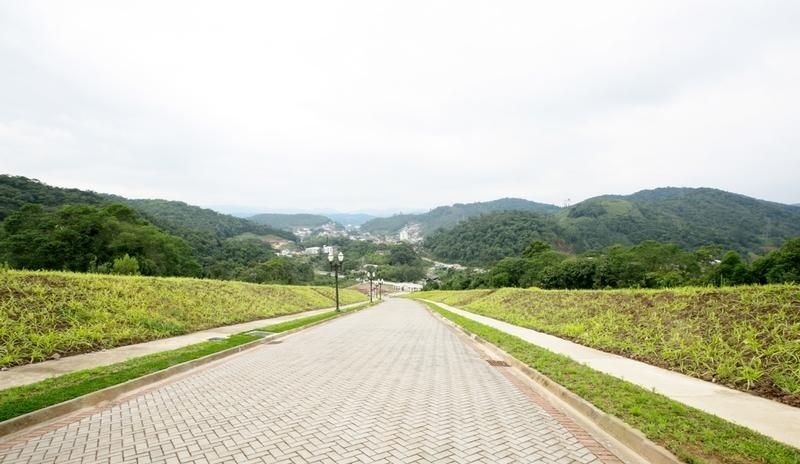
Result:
[0, 299, 623, 463]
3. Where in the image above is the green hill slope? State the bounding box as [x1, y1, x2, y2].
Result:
[249, 213, 334, 230]
[424, 211, 564, 266]
[559, 188, 800, 254]
[0, 175, 297, 278]
[121, 198, 296, 251]
[0, 175, 107, 220]
[361, 198, 560, 235]
[424, 188, 800, 266]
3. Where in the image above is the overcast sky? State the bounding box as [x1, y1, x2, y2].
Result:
[2, 1, 799, 214]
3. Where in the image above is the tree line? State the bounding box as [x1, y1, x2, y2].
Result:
[427, 238, 800, 290]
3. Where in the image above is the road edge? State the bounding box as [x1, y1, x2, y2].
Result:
[0, 302, 374, 440]
[421, 300, 681, 464]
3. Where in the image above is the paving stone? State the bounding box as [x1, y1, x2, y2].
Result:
[0, 299, 622, 463]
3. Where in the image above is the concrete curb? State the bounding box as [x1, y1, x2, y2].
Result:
[0, 302, 374, 440]
[421, 300, 681, 464]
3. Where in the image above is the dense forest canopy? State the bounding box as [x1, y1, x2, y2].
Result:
[424, 211, 565, 267]
[0, 203, 200, 276]
[423, 189, 800, 267]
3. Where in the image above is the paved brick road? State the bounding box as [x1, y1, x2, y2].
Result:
[0, 299, 623, 463]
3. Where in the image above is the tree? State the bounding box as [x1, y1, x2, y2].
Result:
[0, 203, 200, 276]
[389, 243, 418, 266]
[709, 251, 752, 286]
[490, 258, 530, 288]
[752, 237, 800, 284]
[111, 254, 140, 275]
[522, 240, 551, 258]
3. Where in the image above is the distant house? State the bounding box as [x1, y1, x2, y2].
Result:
[304, 247, 321, 255]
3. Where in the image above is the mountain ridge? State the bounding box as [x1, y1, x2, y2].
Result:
[423, 187, 800, 266]
[360, 197, 560, 235]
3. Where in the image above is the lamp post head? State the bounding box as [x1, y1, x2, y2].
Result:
[327, 251, 334, 262]
[337, 251, 344, 263]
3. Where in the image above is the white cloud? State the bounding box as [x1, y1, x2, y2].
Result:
[2, 1, 799, 211]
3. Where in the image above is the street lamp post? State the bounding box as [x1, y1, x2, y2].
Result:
[378, 279, 384, 300]
[365, 269, 376, 303]
[328, 250, 344, 312]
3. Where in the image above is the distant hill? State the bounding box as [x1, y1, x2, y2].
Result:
[424, 188, 800, 266]
[558, 188, 800, 254]
[326, 213, 376, 226]
[121, 198, 296, 245]
[424, 211, 564, 266]
[0, 175, 296, 277]
[361, 198, 560, 235]
[249, 213, 335, 230]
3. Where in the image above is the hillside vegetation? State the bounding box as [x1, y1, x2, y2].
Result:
[416, 285, 800, 406]
[424, 188, 800, 267]
[249, 213, 336, 230]
[0, 175, 300, 281]
[424, 211, 565, 266]
[0, 270, 367, 367]
[361, 197, 559, 235]
[558, 188, 800, 254]
[431, 237, 800, 291]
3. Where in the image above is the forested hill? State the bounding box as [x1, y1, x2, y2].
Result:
[360, 198, 560, 234]
[424, 211, 565, 266]
[121, 199, 296, 246]
[326, 213, 375, 226]
[0, 175, 296, 278]
[0, 175, 107, 219]
[249, 213, 336, 230]
[559, 188, 800, 253]
[424, 188, 800, 266]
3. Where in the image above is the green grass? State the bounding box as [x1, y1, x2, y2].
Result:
[421, 300, 800, 464]
[0, 270, 368, 367]
[416, 286, 800, 403]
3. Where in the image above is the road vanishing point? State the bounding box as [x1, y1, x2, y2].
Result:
[0, 299, 636, 464]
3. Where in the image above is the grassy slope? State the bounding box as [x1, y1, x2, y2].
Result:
[0, 270, 366, 366]
[416, 286, 800, 406]
[0, 304, 372, 422]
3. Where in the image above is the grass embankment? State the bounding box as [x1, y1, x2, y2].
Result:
[0, 304, 371, 422]
[417, 286, 800, 406]
[421, 301, 800, 464]
[0, 270, 367, 367]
